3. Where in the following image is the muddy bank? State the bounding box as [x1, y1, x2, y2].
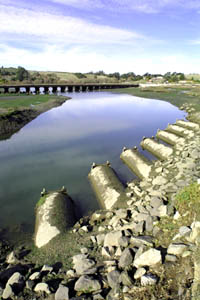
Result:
[0, 97, 68, 139]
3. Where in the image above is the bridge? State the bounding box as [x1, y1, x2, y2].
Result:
[0, 83, 139, 93]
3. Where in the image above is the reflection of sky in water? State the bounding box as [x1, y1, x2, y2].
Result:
[0, 92, 186, 229]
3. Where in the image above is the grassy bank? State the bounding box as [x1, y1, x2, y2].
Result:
[0, 94, 69, 139]
[0, 94, 69, 115]
[109, 85, 200, 112]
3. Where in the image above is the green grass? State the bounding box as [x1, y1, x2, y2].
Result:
[175, 182, 200, 221]
[36, 195, 47, 208]
[0, 94, 63, 110]
[110, 85, 200, 111]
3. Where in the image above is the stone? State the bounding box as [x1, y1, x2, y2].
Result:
[141, 274, 158, 286]
[167, 243, 188, 256]
[134, 248, 161, 268]
[120, 271, 134, 286]
[29, 271, 40, 280]
[107, 270, 121, 289]
[190, 221, 200, 243]
[179, 226, 191, 237]
[74, 258, 96, 275]
[7, 272, 23, 286]
[93, 293, 104, 300]
[34, 283, 51, 294]
[26, 280, 35, 290]
[6, 251, 18, 264]
[118, 236, 130, 248]
[96, 234, 105, 246]
[130, 236, 153, 247]
[74, 275, 101, 293]
[145, 216, 153, 232]
[134, 267, 146, 279]
[165, 254, 177, 262]
[152, 176, 167, 186]
[66, 269, 76, 278]
[2, 284, 13, 299]
[150, 197, 163, 208]
[115, 247, 123, 257]
[41, 264, 53, 273]
[115, 209, 128, 219]
[119, 248, 134, 269]
[55, 284, 69, 300]
[135, 213, 149, 222]
[134, 221, 144, 234]
[104, 231, 123, 247]
[102, 247, 112, 258]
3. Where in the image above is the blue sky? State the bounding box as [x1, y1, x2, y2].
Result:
[0, 0, 200, 74]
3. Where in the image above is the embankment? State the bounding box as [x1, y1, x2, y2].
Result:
[0, 97, 68, 139]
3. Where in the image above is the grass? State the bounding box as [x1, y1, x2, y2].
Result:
[109, 85, 200, 112]
[36, 195, 47, 208]
[175, 182, 200, 221]
[0, 95, 62, 110]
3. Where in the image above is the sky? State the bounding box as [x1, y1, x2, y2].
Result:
[0, 0, 200, 74]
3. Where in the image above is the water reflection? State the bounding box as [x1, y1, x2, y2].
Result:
[0, 92, 186, 230]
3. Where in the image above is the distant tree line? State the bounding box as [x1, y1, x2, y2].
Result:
[0, 66, 187, 84]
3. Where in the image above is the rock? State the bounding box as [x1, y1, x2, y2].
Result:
[118, 236, 130, 248]
[93, 293, 104, 300]
[34, 282, 51, 294]
[190, 221, 200, 243]
[6, 251, 18, 264]
[134, 267, 146, 279]
[134, 221, 144, 234]
[165, 254, 177, 262]
[74, 258, 96, 275]
[145, 216, 153, 232]
[141, 274, 158, 286]
[134, 248, 161, 268]
[102, 247, 112, 258]
[135, 213, 149, 222]
[115, 209, 128, 219]
[26, 280, 35, 290]
[41, 264, 53, 273]
[104, 231, 123, 247]
[152, 176, 167, 186]
[55, 284, 69, 300]
[107, 270, 121, 289]
[74, 275, 101, 293]
[120, 271, 134, 286]
[96, 234, 105, 246]
[119, 248, 134, 269]
[2, 284, 13, 299]
[130, 236, 153, 247]
[7, 272, 24, 286]
[29, 271, 40, 280]
[0, 264, 29, 285]
[66, 269, 76, 278]
[115, 247, 123, 257]
[167, 243, 188, 256]
[150, 197, 163, 208]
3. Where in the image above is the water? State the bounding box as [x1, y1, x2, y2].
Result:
[0, 92, 186, 231]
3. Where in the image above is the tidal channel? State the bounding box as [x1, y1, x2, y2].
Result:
[0, 92, 186, 233]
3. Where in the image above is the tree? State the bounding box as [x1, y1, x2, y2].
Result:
[16, 66, 29, 81]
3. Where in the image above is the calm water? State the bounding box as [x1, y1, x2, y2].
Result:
[0, 92, 186, 231]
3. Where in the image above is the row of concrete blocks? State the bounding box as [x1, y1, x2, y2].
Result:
[34, 119, 199, 248]
[88, 119, 199, 210]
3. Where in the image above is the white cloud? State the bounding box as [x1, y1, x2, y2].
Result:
[0, 43, 199, 74]
[0, 4, 143, 45]
[48, 0, 200, 13]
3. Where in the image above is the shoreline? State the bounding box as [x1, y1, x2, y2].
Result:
[1, 88, 200, 299]
[0, 95, 69, 139]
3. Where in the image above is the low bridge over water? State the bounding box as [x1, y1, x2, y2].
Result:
[0, 83, 139, 93]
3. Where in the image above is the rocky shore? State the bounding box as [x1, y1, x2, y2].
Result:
[1, 103, 200, 299]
